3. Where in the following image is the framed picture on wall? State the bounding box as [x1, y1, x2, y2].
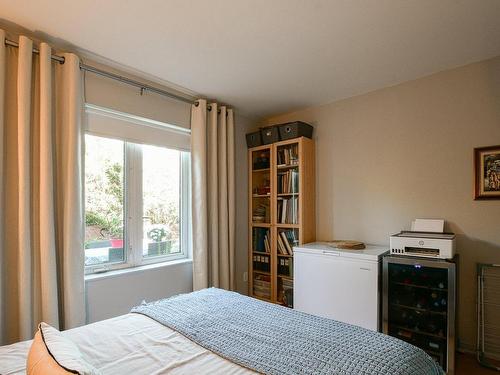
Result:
[474, 145, 500, 200]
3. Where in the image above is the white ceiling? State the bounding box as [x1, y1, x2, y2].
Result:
[1, 0, 500, 119]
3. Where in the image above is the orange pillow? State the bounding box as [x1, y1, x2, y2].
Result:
[27, 330, 73, 375]
[26, 323, 100, 375]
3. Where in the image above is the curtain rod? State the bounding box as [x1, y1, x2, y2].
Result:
[4, 37, 196, 105]
[5, 38, 65, 63]
[80, 64, 195, 104]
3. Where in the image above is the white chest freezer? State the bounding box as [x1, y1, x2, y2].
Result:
[294, 242, 388, 331]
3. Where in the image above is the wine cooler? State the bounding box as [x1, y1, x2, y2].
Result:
[383, 255, 457, 374]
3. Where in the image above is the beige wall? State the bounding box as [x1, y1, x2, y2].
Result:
[255, 56, 500, 350]
[83, 60, 192, 129]
[234, 115, 255, 295]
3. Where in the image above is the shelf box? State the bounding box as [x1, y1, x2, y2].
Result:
[261, 126, 280, 144]
[278, 121, 313, 141]
[246, 131, 262, 148]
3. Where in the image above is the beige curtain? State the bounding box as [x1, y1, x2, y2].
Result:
[191, 99, 235, 291]
[0, 31, 85, 345]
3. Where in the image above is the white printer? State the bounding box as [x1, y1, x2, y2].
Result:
[390, 219, 456, 259]
[390, 231, 455, 259]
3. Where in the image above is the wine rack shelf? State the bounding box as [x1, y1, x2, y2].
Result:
[390, 303, 447, 316]
[383, 255, 457, 374]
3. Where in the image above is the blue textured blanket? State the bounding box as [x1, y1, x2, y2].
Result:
[131, 288, 443, 375]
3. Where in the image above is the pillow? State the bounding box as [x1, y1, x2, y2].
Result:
[27, 322, 101, 375]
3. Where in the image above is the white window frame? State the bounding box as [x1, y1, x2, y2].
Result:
[84, 105, 191, 275]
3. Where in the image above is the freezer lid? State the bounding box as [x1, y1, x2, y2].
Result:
[293, 242, 389, 261]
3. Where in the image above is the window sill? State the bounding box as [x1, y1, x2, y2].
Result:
[84, 258, 193, 283]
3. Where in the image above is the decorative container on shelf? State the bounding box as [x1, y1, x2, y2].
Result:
[278, 121, 313, 140]
[253, 152, 270, 169]
[261, 126, 280, 145]
[246, 131, 262, 148]
[246, 121, 314, 148]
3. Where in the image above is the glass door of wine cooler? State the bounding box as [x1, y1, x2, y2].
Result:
[383, 256, 456, 374]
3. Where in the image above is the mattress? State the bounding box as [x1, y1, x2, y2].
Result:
[133, 288, 443, 375]
[0, 313, 256, 375]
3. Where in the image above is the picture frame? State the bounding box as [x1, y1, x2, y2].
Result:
[474, 145, 500, 200]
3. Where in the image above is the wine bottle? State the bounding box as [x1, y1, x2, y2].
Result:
[428, 341, 440, 350]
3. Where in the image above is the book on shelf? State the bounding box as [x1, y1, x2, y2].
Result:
[277, 235, 287, 255]
[252, 228, 270, 253]
[253, 274, 271, 299]
[278, 258, 293, 277]
[277, 144, 299, 166]
[280, 277, 294, 307]
[277, 169, 299, 194]
[252, 202, 269, 223]
[277, 196, 298, 224]
[264, 234, 270, 253]
[253, 254, 270, 272]
[285, 230, 299, 248]
[280, 231, 293, 255]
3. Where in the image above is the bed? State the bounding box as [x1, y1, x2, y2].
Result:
[0, 288, 443, 375]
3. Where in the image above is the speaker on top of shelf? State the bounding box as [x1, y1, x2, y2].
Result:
[278, 121, 313, 140]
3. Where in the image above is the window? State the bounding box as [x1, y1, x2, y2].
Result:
[84, 105, 191, 273]
[84, 135, 126, 267]
[142, 145, 182, 259]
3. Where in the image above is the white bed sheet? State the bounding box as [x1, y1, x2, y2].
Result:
[0, 313, 257, 375]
